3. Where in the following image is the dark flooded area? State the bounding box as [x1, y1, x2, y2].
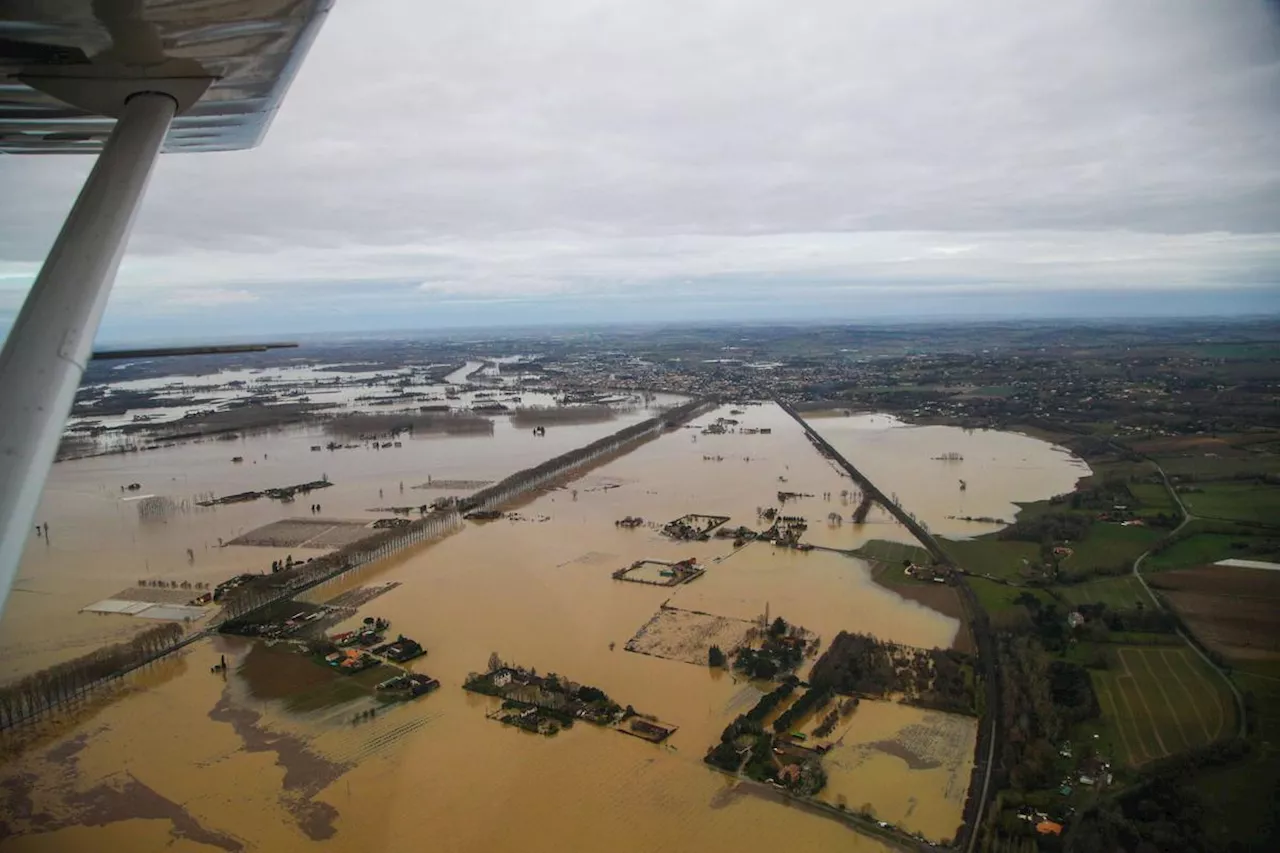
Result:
[0, 737, 242, 852]
[66, 774, 245, 852]
[870, 737, 943, 771]
[208, 687, 348, 841]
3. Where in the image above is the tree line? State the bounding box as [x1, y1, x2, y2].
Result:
[994, 634, 1070, 793]
[772, 686, 833, 733]
[999, 512, 1091, 546]
[704, 679, 797, 772]
[0, 621, 185, 730]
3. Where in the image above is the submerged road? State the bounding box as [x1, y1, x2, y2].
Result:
[774, 398, 1000, 853]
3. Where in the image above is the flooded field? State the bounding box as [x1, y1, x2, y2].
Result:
[816, 700, 978, 841]
[0, 401, 1086, 852]
[4, 396, 682, 681]
[807, 412, 1091, 538]
[69, 359, 536, 433]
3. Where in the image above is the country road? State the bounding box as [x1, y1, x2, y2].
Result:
[1131, 459, 1247, 740]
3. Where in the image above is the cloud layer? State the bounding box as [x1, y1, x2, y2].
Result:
[2, 0, 1278, 336]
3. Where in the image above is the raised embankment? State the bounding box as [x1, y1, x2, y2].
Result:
[462, 397, 713, 513]
[241, 397, 716, 610]
[231, 397, 712, 616]
[773, 397, 1000, 852]
[774, 398, 948, 562]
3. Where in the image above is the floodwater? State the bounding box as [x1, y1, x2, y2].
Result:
[4, 396, 681, 681]
[807, 412, 1091, 539]
[72, 358, 561, 438]
[815, 700, 978, 842]
[0, 401, 1084, 852]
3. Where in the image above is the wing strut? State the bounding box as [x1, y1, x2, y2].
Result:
[0, 92, 176, 614]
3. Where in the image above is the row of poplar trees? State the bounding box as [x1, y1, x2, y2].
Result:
[0, 621, 184, 730]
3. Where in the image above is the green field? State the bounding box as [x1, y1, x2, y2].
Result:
[944, 522, 1161, 584]
[1091, 645, 1233, 767]
[966, 576, 1053, 615]
[855, 538, 933, 567]
[1077, 460, 1155, 489]
[1059, 524, 1162, 577]
[1143, 531, 1280, 571]
[1155, 454, 1280, 479]
[1056, 575, 1153, 610]
[1128, 482, 1176, 514]
[943, 537, 1040, 582]
[1180, 482, 1280, 526]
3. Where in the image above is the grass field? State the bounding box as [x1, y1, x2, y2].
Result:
[1076, 460, 1155, 489]
[1059, 524, 1162, 577]
[966, 576, 1053, 615]
[855, 538, 933, 567]
[1180, 482, 1280, 526]
[944, 523, 1160, 584]
[1056, 575, 1153, 610]
[1144, 533, 1259, 570]
[1090, 645, 1234, 767]
[1128, 482, 1177, 514]
[942, 537, 1040, 581]
[1154, 453, 1280, 479]
[1144, 529, 1280, 571]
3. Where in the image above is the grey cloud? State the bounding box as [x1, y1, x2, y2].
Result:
[0, 0, 1278, 329]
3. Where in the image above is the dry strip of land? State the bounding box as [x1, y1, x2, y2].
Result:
[625, 606, 756, 665]
[411, 479, 494, 490]
[228, 518, 373, 549]
[866, 560, 975, 654]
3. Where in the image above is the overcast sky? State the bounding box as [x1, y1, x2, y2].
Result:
[2, 0, 1279, 341]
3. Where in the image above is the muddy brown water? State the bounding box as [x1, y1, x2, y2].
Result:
[3, 402, 678, 681]
[806, 412, 1091, 539]
[0, 403, 1086, 851]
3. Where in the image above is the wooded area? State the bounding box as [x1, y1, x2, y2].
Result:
[807, 630, 977, 716]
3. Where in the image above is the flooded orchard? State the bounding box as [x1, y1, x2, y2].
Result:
[0, 400, 1087, 852]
